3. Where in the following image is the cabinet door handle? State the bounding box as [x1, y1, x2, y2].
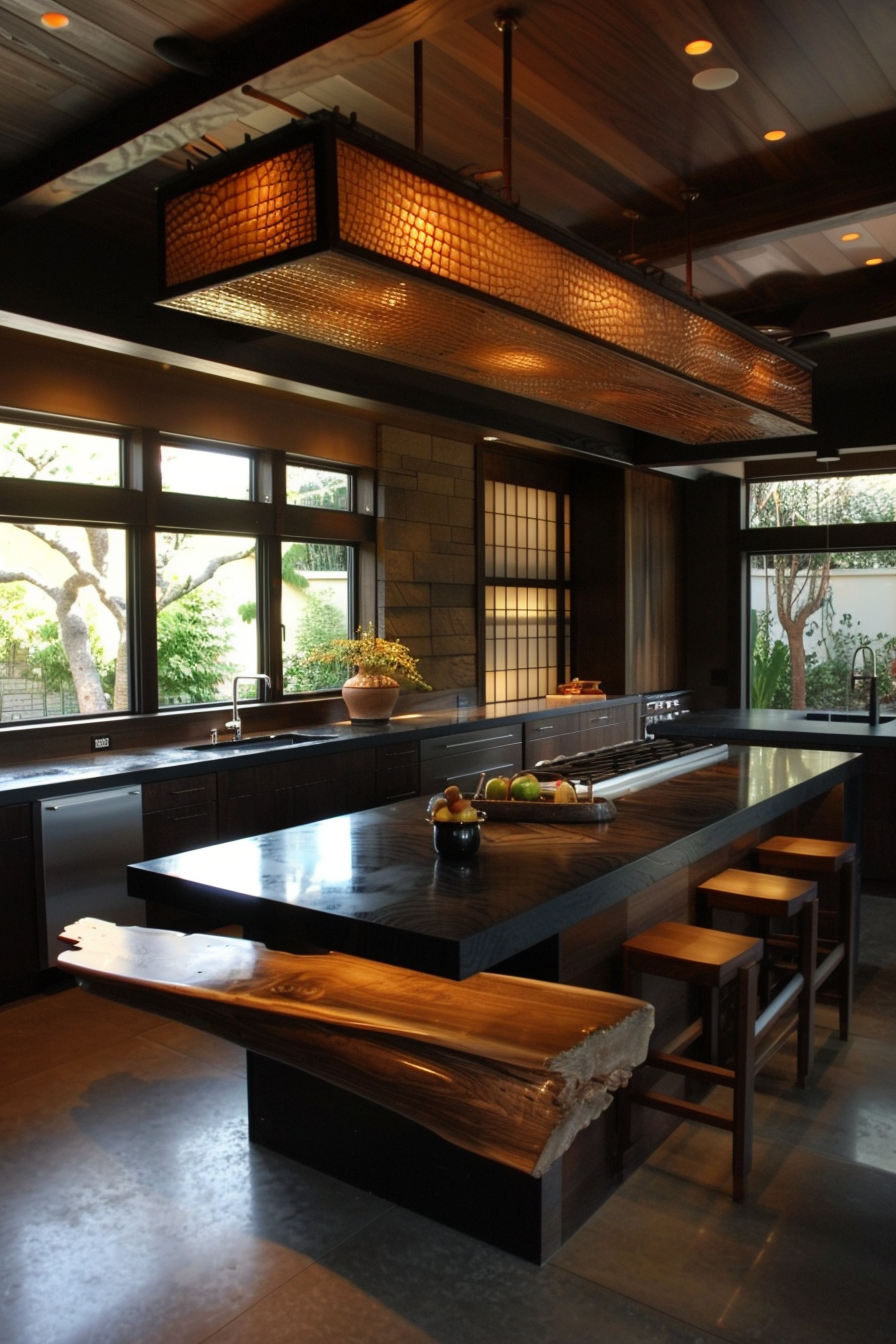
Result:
[444, 733, 517, 749]
[170, 785, 207, 795]
[533, 724, 556, 732]
[444, 762, 517, 784]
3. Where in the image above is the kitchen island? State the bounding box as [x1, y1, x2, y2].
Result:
[126, 743, 860, 1260]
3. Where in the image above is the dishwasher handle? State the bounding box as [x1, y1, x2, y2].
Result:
[44, 790, 141, 810]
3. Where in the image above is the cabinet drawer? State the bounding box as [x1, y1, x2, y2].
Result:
[0, 802, 31, 842]
[143, 773, 216, 812]
[376, 741, 420, 803]
[523, 715, 581, 768]
[420, 725, 522, 796]
[420, 723, 522, 760]
[143, 802, 219, 860]
[578, 703, 637, 751]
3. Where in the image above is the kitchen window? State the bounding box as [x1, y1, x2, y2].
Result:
[0, 415, 370, 725]
[746, 471, 896, 711]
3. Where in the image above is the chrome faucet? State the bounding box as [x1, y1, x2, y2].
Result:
[226, 673, 271, 741]
[850, 644, 879, 726]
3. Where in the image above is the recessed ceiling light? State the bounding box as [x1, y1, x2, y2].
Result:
[866, 257, 885, 266]
[840, 232, 861, 241]
[40, 11, 69, 27]
[685, 40, 713, 55]
[692, 68, 739, 90]
[763, 129, 786, 141]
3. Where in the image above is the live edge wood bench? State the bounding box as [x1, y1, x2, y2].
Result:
[58, 919, 654, 1179]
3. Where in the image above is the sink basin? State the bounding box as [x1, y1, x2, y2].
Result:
[803, 712, 895, 724]
[183, 733, 332, 751]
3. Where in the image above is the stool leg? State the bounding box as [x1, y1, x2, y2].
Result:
[839, 859, 856, 1041]
[796, 897, 818, 1087]
[732, 960, 758, 1203]
[701, 985, 720, 1064]
[616, 951, 637, 1167]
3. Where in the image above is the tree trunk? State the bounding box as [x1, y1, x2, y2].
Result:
[57, 591, 108, 713]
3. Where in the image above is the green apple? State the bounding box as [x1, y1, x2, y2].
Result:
[510, 772, 541, 801]
[485, 775, 510, 800]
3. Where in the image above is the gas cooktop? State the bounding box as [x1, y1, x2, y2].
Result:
[534, 737, 729, 799]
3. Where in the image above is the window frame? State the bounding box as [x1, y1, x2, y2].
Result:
[0, 416, 375, 729]
[742, 465, 896, 709]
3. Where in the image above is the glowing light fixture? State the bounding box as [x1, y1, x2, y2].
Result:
[764, 129, 786, 141]
[685, 40, 713, 55]
[840, 232, 861, 241]
[692, 67, 739, 90]
[866, 257, 884, 266]
[40, 11, 69, 27]
[157, 115, 813, 445]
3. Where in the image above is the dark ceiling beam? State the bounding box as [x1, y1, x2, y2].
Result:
[709, 259, 896, 334]
[0, 0, 480, 215]
[632, 146, 896, 264]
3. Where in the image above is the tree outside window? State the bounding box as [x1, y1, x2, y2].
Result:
[749, 476, 896, 710]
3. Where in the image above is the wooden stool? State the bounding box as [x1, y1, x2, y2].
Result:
[756, 836, 856, 1042]
[698, 867, 818, 1087]
[618, 921, 762, 1203]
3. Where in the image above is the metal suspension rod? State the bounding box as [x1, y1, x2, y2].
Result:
[495, 9, 520, 202]
[682, 189, 699, 296]
[414, 40, 424, 154]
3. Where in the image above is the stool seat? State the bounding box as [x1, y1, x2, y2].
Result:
[756, 836, 856, 873]
[699, 867, 817, 919]
[619, 920, 763, 1202]
[698, 867, 818, 1087]
[755, 835, 856, 1043]
[622, 921, 765, 986]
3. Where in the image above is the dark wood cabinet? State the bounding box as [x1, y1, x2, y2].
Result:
[376, 741, 420, 803]
[0, 803, 40, 1002]
[858, 749, 896, 881]
[419, 724, 523, 796]
[523, 715, 584, 768]
[524, 702, 637, 767]
[217, 748, 378, 841]
[577, 702, 638, 751]
[142, 773, 218, 859]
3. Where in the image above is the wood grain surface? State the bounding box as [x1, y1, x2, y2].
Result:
[58, 918, 653, 1177]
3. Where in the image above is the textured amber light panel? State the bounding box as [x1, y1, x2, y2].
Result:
[164, 144, 316, 288]
[164, 251, 809, 443]
[335, 142, 810, 425]
[160, 129, 813, 443]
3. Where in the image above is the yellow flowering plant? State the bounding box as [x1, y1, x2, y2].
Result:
[304, 622, 431, 690]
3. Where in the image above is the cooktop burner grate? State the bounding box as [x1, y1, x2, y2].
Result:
[535, 737, 728, 797]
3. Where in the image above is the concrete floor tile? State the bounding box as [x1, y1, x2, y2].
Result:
[205, 1206, 727, 1344]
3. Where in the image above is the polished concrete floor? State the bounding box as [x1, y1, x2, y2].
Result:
[2, 895, 895, 1344]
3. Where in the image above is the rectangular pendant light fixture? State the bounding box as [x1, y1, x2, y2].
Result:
[157, 116, 814, 445]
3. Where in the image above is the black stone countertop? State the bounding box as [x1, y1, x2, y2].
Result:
[128, 744, 860, 979]
[0, 695, 641, 805]
[658, 707, 896, 749]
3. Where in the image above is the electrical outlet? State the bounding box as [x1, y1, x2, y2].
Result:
[92, 735, 111, 750]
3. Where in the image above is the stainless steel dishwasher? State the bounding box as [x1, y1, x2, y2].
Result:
[37, 786, 145, 968]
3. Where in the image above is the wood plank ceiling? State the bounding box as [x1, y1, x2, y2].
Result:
[2, 0, 896, 455]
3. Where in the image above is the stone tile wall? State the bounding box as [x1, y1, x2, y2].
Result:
[377, 426, 477, 691]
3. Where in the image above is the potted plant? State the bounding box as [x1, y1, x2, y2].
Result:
[305, 622, 431, 723]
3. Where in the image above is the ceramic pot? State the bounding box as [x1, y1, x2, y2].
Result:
[431, 820, 482, 859]
[341, 675, 400, 724]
